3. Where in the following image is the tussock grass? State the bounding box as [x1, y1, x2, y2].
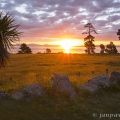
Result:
[0, 53, 120, 120]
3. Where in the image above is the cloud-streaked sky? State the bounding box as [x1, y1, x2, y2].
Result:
[1, 0, 120, 45]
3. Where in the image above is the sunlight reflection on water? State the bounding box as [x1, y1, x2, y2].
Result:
[10, 45, 120, 54]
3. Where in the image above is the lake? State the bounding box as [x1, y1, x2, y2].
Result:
[10, 44, 120, 54]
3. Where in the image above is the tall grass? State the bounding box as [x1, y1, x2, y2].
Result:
[0, 53, 120, 120]
[0, 53, 120, 92]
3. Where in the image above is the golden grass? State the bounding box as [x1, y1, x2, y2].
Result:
[0, 53, 120, 120]
[0, 53, 120, 92]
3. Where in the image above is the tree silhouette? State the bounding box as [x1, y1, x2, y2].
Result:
[18, 43, 32, 54]
[84, 35, 95, 54]
[46, 48, 51, 53]
[0, 12, 21, 68]
[82, 23, 98, 54]
[100, 44, 105, 54]
[117, 29, 120, 40]
[105, 42, 118, 53]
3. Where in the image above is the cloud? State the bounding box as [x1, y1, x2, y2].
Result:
[0, 0, 120, 44]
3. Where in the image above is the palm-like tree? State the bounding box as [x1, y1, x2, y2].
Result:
[0, 12, 21, 68]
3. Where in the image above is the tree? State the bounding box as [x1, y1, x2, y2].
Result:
[46, 48, 51, 53]
[100, 44, 105, 54]
[82, 23, 98, 54]
[0, 12, 21, 68]
[117, 29, 120, 40]
[18, 43, 32, 54]
[105, 42, 118, 53]
[84, 35, 95, 54]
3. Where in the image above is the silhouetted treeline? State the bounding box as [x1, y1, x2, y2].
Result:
[100, 42, 118, 54]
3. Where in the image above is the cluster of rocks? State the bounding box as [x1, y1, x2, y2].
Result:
[78, 75, 110, 92]
[0, 71, 120, 100]
[78, 71, 120, 93]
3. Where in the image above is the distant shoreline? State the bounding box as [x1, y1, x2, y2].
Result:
[9, 44, 120, 54]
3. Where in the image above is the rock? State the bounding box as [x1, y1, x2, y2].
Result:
[78, 84, 98, 92]
[0, 90, 9, 99]
[50, 73, 76, 97]
[78, 74, 110, 92]
[21, 83, 43, 96]
[110, 71, 120, 84]
[11, 91, 24, 100]
[11, 83, 43, 100]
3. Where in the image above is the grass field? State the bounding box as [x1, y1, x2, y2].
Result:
[0, 53, 120, 120]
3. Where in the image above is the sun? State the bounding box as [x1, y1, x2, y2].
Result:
[59, 40, 73, 53]
[56, 39, 82, 53]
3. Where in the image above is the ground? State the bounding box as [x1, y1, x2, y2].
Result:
[0, 53, 120, 120]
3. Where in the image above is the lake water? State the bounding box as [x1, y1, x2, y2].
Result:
[10, 45, 120, 54]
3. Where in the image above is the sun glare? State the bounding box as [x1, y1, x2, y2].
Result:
[55, 39, 83, 53]
[60, 40, 73, 53]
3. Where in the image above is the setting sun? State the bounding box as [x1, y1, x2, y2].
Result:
[54, 39, 83, 53]
[60, 40, 73, 53]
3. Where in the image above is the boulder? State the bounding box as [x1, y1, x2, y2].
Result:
[0, 90, 9, 99]
[11, 83, 43, 100]
[78, 74, 110, 92]
[110, 71, 120, 84]
[11, 91, 24, 100]
[50, 73, 76, 97]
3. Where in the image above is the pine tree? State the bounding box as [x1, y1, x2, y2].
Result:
[82, 23, 98, 54]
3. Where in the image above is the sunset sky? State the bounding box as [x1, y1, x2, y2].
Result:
[0, 0, 120, 46]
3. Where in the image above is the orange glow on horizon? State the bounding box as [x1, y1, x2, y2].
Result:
[54, 39, 84, 53]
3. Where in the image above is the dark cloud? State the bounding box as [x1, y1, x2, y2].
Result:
[0, 0, 120, 44]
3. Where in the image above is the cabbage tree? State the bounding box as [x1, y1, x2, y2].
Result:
[0, 12, 21, 68]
